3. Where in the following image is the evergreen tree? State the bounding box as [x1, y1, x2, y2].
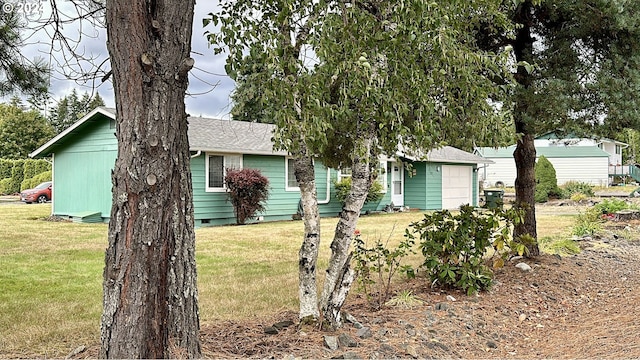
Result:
[48, 90, 105, 133]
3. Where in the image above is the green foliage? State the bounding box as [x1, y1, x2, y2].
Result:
[538, 236, 581, 256]
[48, 90, 105, 134]
[572, 209, 603, 237]
[22, 159, 50, 181]
[0, 158, 12, 179]
[0, 5, 49, 97]
[535, 156, 561, 203]
[21, 170, 52, 191]
[0, 103, 54, 159]
[224, 168, 270, 225]
[562, 181, 595, 198]
[334, 177, 384, 205]
[352, 228, 416, 309]
[0, 177, 12, 195]
[593, 198, 638, 215]
[406, 205, 524, 295]
[570, 192, 588, 202]
[0, 159, 51, 194]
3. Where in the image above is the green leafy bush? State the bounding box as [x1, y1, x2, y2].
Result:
[0, 178, 12, 195]
[572, 210, 603, 236]
[21, 170, 52, 191]
[225, 168, 269, 225]
[352, 229, 415, 308]
[0, 159, 13, 179]
[334, 177, 384, 205]
[593, 198, 637, 215]
[405, 205, 524, 295]
[562, 181, 594, 198]
[535, 156, 561, 202]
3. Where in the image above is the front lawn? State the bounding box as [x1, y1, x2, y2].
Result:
[0, 204, 576, 357]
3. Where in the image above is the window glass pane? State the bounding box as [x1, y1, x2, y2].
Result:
[226, 155, 242, 170]
[208, 155, 224, 188]
[287, 158, 297, 188]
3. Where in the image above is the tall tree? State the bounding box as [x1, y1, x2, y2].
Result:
[229, 55, 273, 123]
[0, 1, 49, 97]
[100, 0, 201, 358]
[0, 101, 54, 159]
[49, 90, 106, 133]
[476, 0, 640, 255]
[209, 0, 514, 328]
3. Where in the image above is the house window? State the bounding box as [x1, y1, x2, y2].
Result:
[337, 161, 387, 193]
[205, 153, 242, 192]
[338, 167, 352, 181]
[616, 145, 622, 155]
[285, 158, 300, 191]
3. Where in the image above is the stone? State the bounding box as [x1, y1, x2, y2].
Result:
[487, 341, 498, 349]
[378, 344, 397, 355]
[435, 302, 450, 311]
[338, 333, 358, 348]
[377, 328, 388, 337]
[356, 327, 372, 339]
[446, 295, 457, 302]
[65, 345, 86, 359]
[518, 313, 527, 322]
[264, 326, 279, 335]
[273, 320, 294, 330]
[324, 335, 339, 350]
[343, 312, 363, 329]
[342, 351, 362, 359]
[515, 262, 532, 272]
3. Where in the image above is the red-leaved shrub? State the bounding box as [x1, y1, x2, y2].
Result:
[225, 168, 270, 225]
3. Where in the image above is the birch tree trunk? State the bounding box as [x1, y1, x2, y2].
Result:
[320, 128, 374, 329]
[294, 152, 322, 322]
[100, 0, 201, 357]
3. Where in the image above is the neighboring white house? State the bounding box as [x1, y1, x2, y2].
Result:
[475, 134, 628, 187]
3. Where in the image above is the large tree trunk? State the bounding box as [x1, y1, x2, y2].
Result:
[295, 152, 322, 322]
[100, 0, 201, 358]
[513, 132, 539, 256]
[320, 130, 374, 329]
[512, 0, 540, 256]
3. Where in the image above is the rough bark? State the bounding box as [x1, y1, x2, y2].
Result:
[100, 0, 201, 358]
[320, 130, 374, 329]
[295, 152, 322, 322]
[512, 0, 540, 257]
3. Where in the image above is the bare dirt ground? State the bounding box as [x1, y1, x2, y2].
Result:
[197, 209, 640, 359]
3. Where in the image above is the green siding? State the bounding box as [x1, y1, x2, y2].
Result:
[52, 117, 117, 220]
[404, 162, 427, 209]
[424, 163, 443, 210]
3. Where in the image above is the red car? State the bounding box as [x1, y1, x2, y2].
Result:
[20, 181, 52, 204]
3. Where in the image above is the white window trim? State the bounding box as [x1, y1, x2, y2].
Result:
[285, 157, 300, 191]
[205, 153, 243, 193]
[378, 160, 388, 193]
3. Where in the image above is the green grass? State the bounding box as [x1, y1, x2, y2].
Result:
[0, 204, 578, 357]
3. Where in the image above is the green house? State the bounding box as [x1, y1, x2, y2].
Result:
[30, 107, 490, 226]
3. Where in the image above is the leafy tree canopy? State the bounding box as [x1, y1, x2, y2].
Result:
[0, 2, 49, 97]
[0, 101, 54, 159]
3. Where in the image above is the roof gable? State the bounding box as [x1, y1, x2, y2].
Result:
[475, 146, 610, 158]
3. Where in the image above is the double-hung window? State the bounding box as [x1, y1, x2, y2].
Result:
[285, 158, 300, 191]
[206, 153, 242, 192]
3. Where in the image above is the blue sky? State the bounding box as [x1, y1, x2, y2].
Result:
[13, 1, 235, 119]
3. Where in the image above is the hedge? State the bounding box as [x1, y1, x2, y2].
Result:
[0, 158, 52, 194]
[21, 170, 52, 191]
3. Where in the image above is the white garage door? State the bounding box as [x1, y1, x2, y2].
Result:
[442, 165, 473, 210]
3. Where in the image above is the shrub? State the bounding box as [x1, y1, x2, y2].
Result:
[334, 177, 384, 205]
[0, 159, 13, 179]
[225, 168, 269, 225]
[593, 198, 637, 215]
[535, 156, 561, 202]
[352, 228, 415, 309]
[21, 170, 52, 191]
[405, 205, 524, 295]
[0, 178, 12, 195]
[562, 181, 594, 198]
[572, 210, 602, 236]
[22, 159, 51, 181]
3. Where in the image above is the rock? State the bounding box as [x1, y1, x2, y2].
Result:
[342, 351, 363, 359]
[378, 344, 397, 355]
[515, 262, 532, 272]
[518, 313, 527, 322]
[273, 320, 294, 330]
[65, 345, 86, 359]
[403, 344, 420, 358]
[435, 302, 450, 311]
[377, 328, 388, 337]
[264, 326, 279, 335]
[338, 333, 358, 348]
[510, 255, 524, 262]
[343, 312, 363, 328]
[487, 341, 498, 349]
[356, 326, 372, 339]
[446, 295, 457, 302]
[324, 335, 339, 350]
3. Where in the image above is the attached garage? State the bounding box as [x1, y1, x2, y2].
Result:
[442, 165, 473, 210]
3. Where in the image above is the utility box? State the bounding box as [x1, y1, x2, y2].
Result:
[484, 189, 504, 209]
